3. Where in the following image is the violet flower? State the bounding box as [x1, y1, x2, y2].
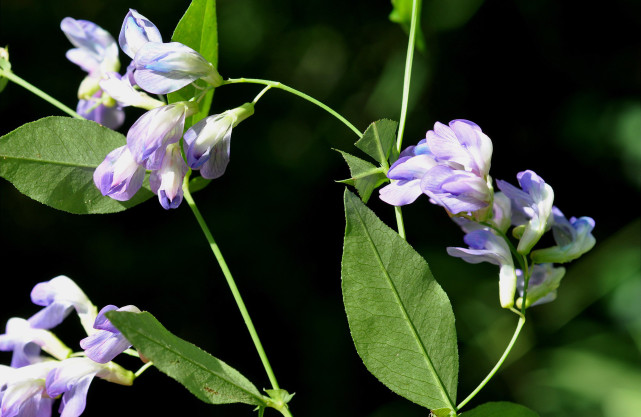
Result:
[80, 305, 139, 363]
[183, 103, 254, 179]
[76, 90, 125, 130]
[28, 276, 98, 336]
[61, 17, 125, 130]
[46, 358, 133, 417]
[447, 229, 517, 308]
[516, 263, 566, 308]
[0, 318, 71, 368]
[150, 143, 188, 209]
[497, 170, 554, 255]
[0, 362, 57, 417]
[133, 41, 223, 94]
[126, 101, 198, 169]
[380, 120, 494, 217]
[531, 207, 596, 264]
[60, 17, 119, 78]
[118, 9, 163, 60]
[93, 145, 146, 202]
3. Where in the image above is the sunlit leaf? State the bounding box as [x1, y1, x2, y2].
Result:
[459, 402, 540, 417]
[336, 150, 387, 203]
[355, 119, 398, 167]
[168, 0, 218, 128]
[0, 116, 153, 214]
[108, 310, 267, 406]
[341, 189, 458, 410]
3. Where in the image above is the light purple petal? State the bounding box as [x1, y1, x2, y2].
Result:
[133, 42, 219, 94]
[76, 97, 125, 130]
[80, 331, 131, 364]
[93, 146, 145, 201]
[119, 9, 163, 59]
[27, 303, 74, 330]
[387, 154, 437, 181]
[379, 179, 423, 206]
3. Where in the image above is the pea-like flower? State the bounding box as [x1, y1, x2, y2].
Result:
[76, 90, 125, 130]
[93, 145, 146, 202]
[126, 101, 199, 169]
[28, 276, 97, 336]
[0, 361, 57, 417]
[447, 229, 517, 308]
[45, 358, 134, 417]
[149, 143, 188, 210]
[61, 17, 125, 130]
[497, 170, 554, 254]
[80, 305, 140, 364]
[60, 17, 119, 78]
[183, 103, 254, 179]
[531, 207, 596, 264]
[380, 120, 494, 217]
[516, 263, 566, 308]
[0, 318, 71, 368]
[118, 9, 163, 59]
[133, 42, 223, 94]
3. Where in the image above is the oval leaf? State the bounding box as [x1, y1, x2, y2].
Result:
[168, 0, 218, 128]
[355, 119, 398, 166]
[341, 189, 458, 410]
[459, 402, 540, 417]
[108, 310, 267, 406]
[0, 116, 153, 214]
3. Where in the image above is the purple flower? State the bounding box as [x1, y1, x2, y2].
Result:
[80, 305, 140, 364]
[531, 207, 596, 264]
[46, 358, 133, 417]
[149, 143, 188, 209]
[183, 103, 254, 179]
[60, 17, 119, 77]
[126, 101, 198, 169]
[447, 229, 517, 308]
[0, 362, 57, 417]
[497, 170, 554, 254]
[118, 9, 163, 60]
[76, 90, 125, 130]
[516, 263, 566, 308]
[28, 276, 97, 336]
[133, 42, 223, 94]
[93, 145, 146, 202]
[380, 120, 494, 216]
[0, 318, 71, 368]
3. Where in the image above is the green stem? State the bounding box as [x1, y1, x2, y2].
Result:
[134, 361, 154, 378]
[395, 0, 421, 154]
[182, 178, 282, 392]
[223, 78, 362, 138]
[394, 207, 406, 239]
[0, 69, 83, 119]
[456, 315, 526, 411]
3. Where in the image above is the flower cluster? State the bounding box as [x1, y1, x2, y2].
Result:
[380, 120, 596, 309]
[82, 10, 253, 209]
[0, 276, 139, 417]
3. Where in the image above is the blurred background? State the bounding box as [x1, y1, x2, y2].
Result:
[1, 0, 639, 416]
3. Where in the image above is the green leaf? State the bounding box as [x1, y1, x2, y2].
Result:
[108, 311, 267, 406]
[336, 150, 388, 203]
[459, 402, 540, 417]
[168, 0, 218, 128]
[341, 190, 458, 410]
[389, 0, 426, 52]
[0, 116, 153, 214]
[355, 119, 398, 167]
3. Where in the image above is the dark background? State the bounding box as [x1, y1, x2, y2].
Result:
[1, 0, 639, 416]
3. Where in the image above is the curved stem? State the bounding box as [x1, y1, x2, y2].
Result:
[0, 69, 83, 119]
[134, 361, 154, 378]
[223, 78, 362, 138]
[395, 0, 421, 154]
[182, 178, 282, 392]
[456, 315, 526, 411]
